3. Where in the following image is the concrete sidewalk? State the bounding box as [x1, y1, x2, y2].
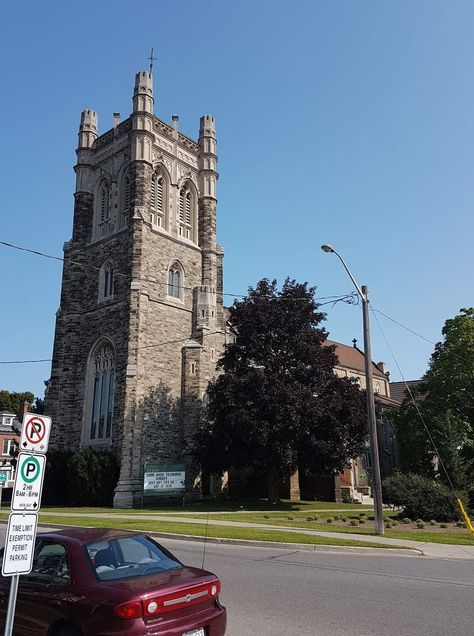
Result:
[34, 511, 474, 560]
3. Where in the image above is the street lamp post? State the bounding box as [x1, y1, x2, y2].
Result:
[321, 244, 384, 536]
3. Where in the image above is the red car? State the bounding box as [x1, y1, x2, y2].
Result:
[0, 528, 227, 636]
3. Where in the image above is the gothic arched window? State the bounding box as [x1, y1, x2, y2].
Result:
[99, 261, 114, 301]
[96, 180, 110, 238]
[87, 341, 115, 443]
[178, 183, 196, 241]
[167, 262, 184, 299]
[121, 175, 131, 228]
[151, 171, 166, 228]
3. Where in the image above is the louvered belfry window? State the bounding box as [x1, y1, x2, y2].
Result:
[152, 173, 165, 226]
[179, 188, 185, 222]
[178, 185, 193, 239]
[150, 174, 156, 209]
[156, 177, 163, 212]
[185, 192, 191, 224]
[99, 184, 110, 236]
[122, 176, 130, 226]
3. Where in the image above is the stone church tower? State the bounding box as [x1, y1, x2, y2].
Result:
[45, 71, 227, 507]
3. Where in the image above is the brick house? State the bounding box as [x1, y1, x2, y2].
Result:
[0, 412, 20, 489]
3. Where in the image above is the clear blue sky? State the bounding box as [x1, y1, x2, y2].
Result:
[1, 0, 473, 398]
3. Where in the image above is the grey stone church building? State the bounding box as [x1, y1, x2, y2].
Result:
[45, 71, 229, 507]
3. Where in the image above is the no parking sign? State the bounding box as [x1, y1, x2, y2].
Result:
[19, 413, 51, 453]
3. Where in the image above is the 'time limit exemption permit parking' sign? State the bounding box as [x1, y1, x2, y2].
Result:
[1, 513, 38, 576]
[11, 453, 46, 512]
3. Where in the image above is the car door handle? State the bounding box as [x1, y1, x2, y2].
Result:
[50, 599, 62, 606]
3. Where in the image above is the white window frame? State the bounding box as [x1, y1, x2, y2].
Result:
[2, 439, 15, 456]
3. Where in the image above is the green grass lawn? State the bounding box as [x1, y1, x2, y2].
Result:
[17, 513, 402, 550]
[2, 501, 472, 547]
[40, 500, 373, 514]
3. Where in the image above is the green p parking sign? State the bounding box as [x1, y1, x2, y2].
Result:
[11, 453, 46, 512]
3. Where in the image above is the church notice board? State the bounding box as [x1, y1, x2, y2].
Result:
[143, 463, 186, 496]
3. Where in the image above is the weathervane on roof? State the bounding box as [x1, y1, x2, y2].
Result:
[148, 48, 156, 73]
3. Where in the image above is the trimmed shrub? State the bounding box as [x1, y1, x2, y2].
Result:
[326, 517, 333, 523]
[42, 450, 74, 506]
[68, 448, 119, 506]
[340, 517, 347, 523]
[287, 516, 294, 521]
[429, 519, 437, 526]
[263, 514, 269, 519]
[402, 518, 411, 524]
[416, 520, 425, 529]
[349, 519, 358, 526]
[43, 448, 118, 507]
[306, 516, 314, 522]
[383, 473, 460, 522]
[358, 518, 366, 524]
[440, 523, 448, 528]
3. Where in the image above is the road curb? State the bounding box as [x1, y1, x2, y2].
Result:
[0, 520, 423, 557]
[147, 531, 425, 557]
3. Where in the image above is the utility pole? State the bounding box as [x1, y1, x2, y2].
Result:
[321, 245, 384, 536]
[361, 285, 384, 536]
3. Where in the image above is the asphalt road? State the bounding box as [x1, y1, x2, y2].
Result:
[2, 527, 473, 636]
[162, 538, 474, 636]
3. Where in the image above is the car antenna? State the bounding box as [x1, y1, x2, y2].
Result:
[201, 506, 211, 570]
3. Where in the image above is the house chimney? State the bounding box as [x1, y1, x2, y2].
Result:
[19, 400, 29, 424]
[377, 362, 388, 375]
[113, 112, 120, 128]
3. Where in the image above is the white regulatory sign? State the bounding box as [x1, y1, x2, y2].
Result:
[2, 512, 38, 576]
[19, 413, 52, 454]
[11, 453, 46, 512]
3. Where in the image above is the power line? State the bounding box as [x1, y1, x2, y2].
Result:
[0, 359, 52, 365]
[0, 239, 354, 303]
[0, 293, 360, 364]
[370, 306, 457, 494]
[373, 306, 472, 366]
[373, 308, 437, 346]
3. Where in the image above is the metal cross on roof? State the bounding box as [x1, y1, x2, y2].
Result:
[148, 48, 156, 73]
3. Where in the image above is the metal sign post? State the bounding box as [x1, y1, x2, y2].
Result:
[4, 575, 19, 636]
[3, 412, 52, 636]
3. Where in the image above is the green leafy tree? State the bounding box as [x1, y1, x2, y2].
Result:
[196, 278, 368, 500]
[391, 308, 474, 489]
[0, 390, 35, 414]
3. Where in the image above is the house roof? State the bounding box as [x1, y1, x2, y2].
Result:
[324, 340, 387, 379]
[389, 380, 424, 405]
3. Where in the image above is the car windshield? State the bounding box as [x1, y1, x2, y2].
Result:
[85, 535, 182, 581]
